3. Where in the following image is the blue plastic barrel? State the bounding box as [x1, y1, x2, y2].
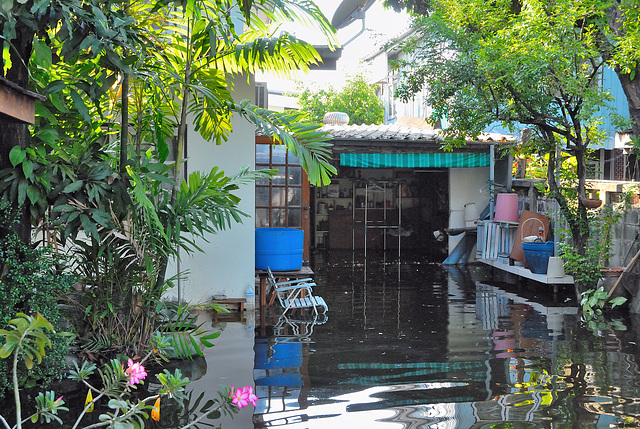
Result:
[255, 227, 303, 271]
[522, 240, 554, 274]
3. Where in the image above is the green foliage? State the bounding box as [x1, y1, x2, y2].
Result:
[62, 154, 262, 358]
[561, 193, 632, 287]
[389, 0, 632, 257]
[157, 368, 190, 402]
[163, 388, 240, 427]
[580, 286, 628, 334]
[560, 195, 631, 321]
[0, 313, 70, 428]
[0, 312, 245, 429]
[0, 204, 73, 397]
[296, 73, 384, 125]
[234, 102, 336, 184]
[158, 301, 222, 359]
[0, 140, 131, 243]
[560, 242, 602, 290]
[580, 286, 612, 319]
[0, 0, 339, 358]
[0, 313, 54, 370]
[32, 391, 69, 426]
[383, 0, 430, 15]
[68, 360, 98, 383]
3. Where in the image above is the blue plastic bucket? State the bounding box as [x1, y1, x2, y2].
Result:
[522, 240, 554, 274]
[255, 227, 303, 271]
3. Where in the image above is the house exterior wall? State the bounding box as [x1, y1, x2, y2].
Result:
[165, 75, 256, 303]
[601, 66, 631, 150]
[366, 49, 432, 125]
[449, 167, 490, 257]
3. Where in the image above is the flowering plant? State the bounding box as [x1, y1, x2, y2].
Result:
[0, 314, 257, 429]
[231, 385, 259, 408]
[125, 358, 148, 385]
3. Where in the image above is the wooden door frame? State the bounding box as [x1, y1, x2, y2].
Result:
[255, 136, 310, 261]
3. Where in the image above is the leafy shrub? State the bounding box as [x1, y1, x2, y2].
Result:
[0, 203, 74, 396]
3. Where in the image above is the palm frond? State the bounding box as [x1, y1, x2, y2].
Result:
[80, 333, 113, 352]
[158, 301, 223, 359]
[232, 101, 336, 185]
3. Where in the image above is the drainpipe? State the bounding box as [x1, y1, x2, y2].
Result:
[490, 144, 495, 221]
[341, 11, 367, 48]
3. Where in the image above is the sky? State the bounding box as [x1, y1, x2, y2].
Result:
[256, 0, 411, 92]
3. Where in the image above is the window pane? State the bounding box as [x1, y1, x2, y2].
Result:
[256, 144, 270, 165]
[288, 152, 300, 165]
[288, 209, 302, 227]
[271, 187, 287, 206]
[256, 186, 269, 206]
[288, 187, 301, 206]
[272, 166, 286, 185]
[272, 144, 286, 164]
[256, 174, 270, 186]
[288, 166, 302, 185]
[256, 208, 269, 227]
[271, 209, 286, 227]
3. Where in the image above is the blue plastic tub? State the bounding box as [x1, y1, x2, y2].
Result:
[522, 240, 554, 274]
[255, 227, 303, 271]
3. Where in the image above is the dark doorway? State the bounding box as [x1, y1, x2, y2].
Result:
[312, 168, 449, 261]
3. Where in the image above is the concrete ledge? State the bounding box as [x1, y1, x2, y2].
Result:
[478, 258, 574, 285]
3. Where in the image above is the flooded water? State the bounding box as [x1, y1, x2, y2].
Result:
[253, 250, 640, 428]
[5, 250, 640, 428]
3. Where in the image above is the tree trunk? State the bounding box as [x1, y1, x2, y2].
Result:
[544, 130, 590, 256]
[616, 67, 640, 139]
[0, 22, 35, 243]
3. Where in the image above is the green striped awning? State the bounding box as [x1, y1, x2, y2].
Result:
[340, 153, 490, 168]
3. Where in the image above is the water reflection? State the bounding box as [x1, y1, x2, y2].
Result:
[253, 250, 640, 428]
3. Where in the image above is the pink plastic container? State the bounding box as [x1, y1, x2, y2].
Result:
[494, 193, 519, 223]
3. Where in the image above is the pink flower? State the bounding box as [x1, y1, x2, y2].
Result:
[232, 387, 249, 408]
[245, 386, 258, 407]
[231, 386, 258, 409]
[125, 359, 147, 385]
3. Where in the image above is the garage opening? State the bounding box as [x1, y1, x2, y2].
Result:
[312, 167, 449, 260]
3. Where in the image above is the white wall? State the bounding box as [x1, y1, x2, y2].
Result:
[448, 167, 490, 257]
[166, 76, 256, 303]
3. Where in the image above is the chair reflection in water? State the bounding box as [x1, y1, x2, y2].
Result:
[253, 268, 328, 422]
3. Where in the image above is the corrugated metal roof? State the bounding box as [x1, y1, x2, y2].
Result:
[320, 123, 514, 144]
[321, 123, 440, 141]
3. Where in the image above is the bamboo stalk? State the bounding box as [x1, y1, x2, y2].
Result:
[608, 247, 640, 297]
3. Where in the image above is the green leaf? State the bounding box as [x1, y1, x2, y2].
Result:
[0, 342, 15, 359]
[17, 179, 27, 206]
[113, 422, 135, 429]
[44, 80, 66, 95]
[63, 180, 83, 194]
[70, 89, 91, 123]
[33, 39, 52, 68]
[22, 159, 33, 179]
[27, 186, 40, 205]
[610, 296, 628, 308]
[35, 103, 58, 125]
[24, 354, 34, 369]
[9, 146, 25, 167]
[80, 214, 99, 240]
[37, 128, 60, 146]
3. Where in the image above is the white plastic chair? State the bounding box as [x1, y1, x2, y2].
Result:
[266, 267, 328, 315]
